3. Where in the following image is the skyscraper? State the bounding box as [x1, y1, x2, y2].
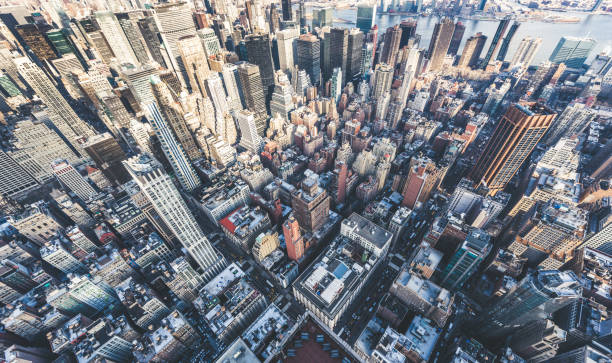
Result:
[549, 36, 596, 69]
[438, 229, 491, 290]
[0, 150, 39, 200]
[51, 159, 97, 201]
[124, 154, 223, 277]
[457, 32, 487, 69]
[237, 109, 263, 153]
[447, 21, 465, 56]
[545, 102, 595, 146]
[82, 133, 130, 185]
[330, 28, 349, 81]
[15, 24, 56, 62]
[372, 63, 394, 100]
[281, 0, 292, 21]
[481, 17, 510, 68]
[146, 77, 201, 191]
[245, 34, 275, 101]
[283, 215, 304, 261]
[115, 12, 150, 64]
[510, 36, 542, 68]
[277, 29, 298, 72]
[356, 4, 376, 34]
[237, 62, 268, 136]
[296, 33, 321, 86]
[475, 270, 581, 339]
[177, 34, 210, 97]
[496, 21, 520, 62]
[346, 29, 364, 83]
[399, 19, 418, 48]
[469, 102, 556, 195]
[94, 11, 137, 65]
[380, 25, 402, 66]
[221, 63, 244, 111]
[151, 76, 202, 162]
[153, 2, 198, 86]
[137, 16, 167, 68]
[15, 57, 94, 152]
[427, 17, 455, 71]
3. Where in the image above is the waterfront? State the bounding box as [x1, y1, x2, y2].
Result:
[329, 10, 612, 64]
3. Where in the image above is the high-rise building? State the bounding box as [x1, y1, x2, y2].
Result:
[399, 20, 418, 48]
[276, 29, 297, 72]
[45, 29, 75, 56]
[447, 21, 465, 56]
[121, 62, 159, 106]
[137, 16, 167, 68]
[438, 229, 491, 290]
[346, 29, 364, 83]
[427, 17, 455, 71]
[281, 0, 292, 21]
[291, 172, 330, 232]
[330, 28, 348, 81]
[509, 319, 566, 362]
[78, 17, 115, 65]
[469, 102, 556, 195]
[15, 24, 56, 62]
[270, 82, 295, 120]
[15, 57, 94, 152]
[549, 36, 597, 69]
[237, 109, 263, 153]
[296, 33, 321, 86]
[510, 36, 542, 68]
[94, 11, 137, 65]
[313, 7, 333, 28]
[380, 25, 402, 66]
[475, 270, 581, 339]
[153, 2, 197, 86]
[457, 32, 487, 69]
[123, 154, 223, 277]
[283, 215, 304, 261]
[115, 12, 150, 64]
[177, 34, 210, 97]
[205, 73, 230, 119]
[545, 102, 595, 146]
[496, 21, 520, 62]
[146, 102, 200, 191]
[82, 133, 130, 185]
[237, 62, 268, 136]
[245, 34, 275, 100]
[41, 239, 87, 274]
[221, 63, 243, 112]
[330, 67, 342, 102]
[372, 63, 394, 101]
[51, 159, 97, 201]
[481, 17, 510, 68]
[151, 76, 202, 162]
[198, 28, 222, 57]
[356, 4, 376, 34]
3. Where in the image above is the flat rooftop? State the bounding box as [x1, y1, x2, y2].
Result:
[341, 213, 393, 251]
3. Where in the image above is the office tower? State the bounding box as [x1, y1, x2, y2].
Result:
[582, 221, 612, 254]
[124, 154, 222, 275]
[476, 270, 581, 339]
[401, 157, 438, 209]
[447, 21, 465, 56]
[547, 345, 610, 363]
[78, 17, 115, 64]
[509, 319, 566, 362]
[115, 12, 150, 64]
[47, 274, 119, 317]
[137, 16, 167, 68]
[11, 119, 80, 180]
[177, 35, 210, 96]
[0, 150, 38, 200]
[346, 29, 364, 83]
[245, 34, 275, 100]
[330, 67, 342, 102]
[291, 173, 330, 232]
[469, 102, 556, 195]
[51, 159, 97, 201]
[15, 57, 94, 151]
[237, 62, 268, 136]
[549, 36, 597, 69]
[198, 28, 221, 57]
[356, 4, 376, 34]
[283, 215, 304, 261]
[545, 102, 595, 146]
[41, 239, 87, 274]
[270, 82, 295, 120]
[94, 11, 137, 65]
[330, 28, 349, 80]
[15, 24, 56, 62]
[457, 32, 487, 69]
[121, 63, 158, 106]
[206, 73, 230, 118]
[221, 63, 244, 111]
[478, 0, 488, 10]
[313, 7, 333, 28]
[45, 29, 75, 56]
[496, 21, 520, 62]
[482, 17, 510, 68]
[281, 0, 292, 20]
[399, 20, 417, 48]
[510, 36, 542, 68]
[372, 63, 394, 100]
[427, 17, 455, 71]
[277, 29, 297, 72]
[153, 2, 197, 85]
[380, 25, 402, 66]
[438, 229, 491, 290]
[151, 76, 202, 162]
[296, 33, 321, 86]
[82, 133, 130, 185]
[237, 109, 263, 153]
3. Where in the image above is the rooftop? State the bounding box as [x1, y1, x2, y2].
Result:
[214, 338, 260, 363]
[242, 304, 293, 360]
[202, 263, 245, 297]
[219, 205, 269, 240]
[394, 270, 452, 311]
[341, 213, 393, 252]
